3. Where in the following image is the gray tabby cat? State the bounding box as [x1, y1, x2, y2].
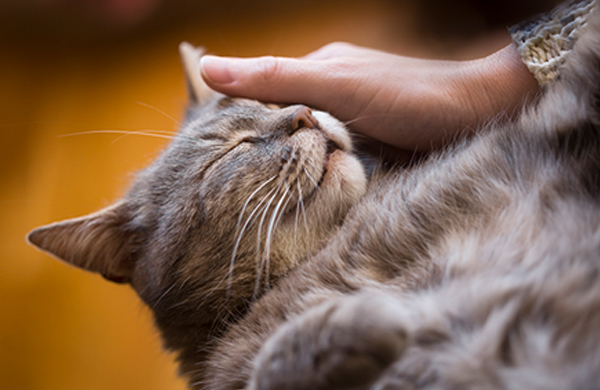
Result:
[28, 4, 600, 389]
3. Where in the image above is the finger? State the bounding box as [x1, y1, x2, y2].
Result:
[301, 42, 358, 60]
[301, 42, 381, 61]
[200, 54, 356, 111]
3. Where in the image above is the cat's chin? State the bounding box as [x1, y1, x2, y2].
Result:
[274, 146, 366, 270]
[305, 111, 367, 215]
[296, 114, 368, 236]
[319, 148, 366, 201]
[273, 111, 367, 265]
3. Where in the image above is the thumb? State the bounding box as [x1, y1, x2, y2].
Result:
[200, 55, 348, 110]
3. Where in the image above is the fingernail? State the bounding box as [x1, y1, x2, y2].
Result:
[200, 55, 236, 84]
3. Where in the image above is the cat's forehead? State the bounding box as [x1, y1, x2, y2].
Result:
[181, 96, 280, 136]
[196, 96, 276, 117]
[216, 97, 280, 110]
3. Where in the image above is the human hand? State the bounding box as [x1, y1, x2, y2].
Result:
[200, 41, 540, 151]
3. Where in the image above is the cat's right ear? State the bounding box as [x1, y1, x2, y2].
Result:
[179, 42, 214, 105]
[27, 202, 138, 284]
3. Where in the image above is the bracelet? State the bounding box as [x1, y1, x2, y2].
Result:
[510, 0, 595, 87]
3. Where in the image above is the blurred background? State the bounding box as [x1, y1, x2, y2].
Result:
[0, 0, 560, 389]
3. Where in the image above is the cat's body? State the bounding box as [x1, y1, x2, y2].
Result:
[28, 4, 600, 390]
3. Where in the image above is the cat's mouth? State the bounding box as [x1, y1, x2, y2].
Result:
[317, 139, 342, 187]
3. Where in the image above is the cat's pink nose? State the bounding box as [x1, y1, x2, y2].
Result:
[291, 106, 319, 132]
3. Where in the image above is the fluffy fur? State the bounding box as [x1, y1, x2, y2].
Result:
[29, 4, 600, 389]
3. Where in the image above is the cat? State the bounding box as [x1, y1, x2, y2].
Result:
[28, 4, 600, 390]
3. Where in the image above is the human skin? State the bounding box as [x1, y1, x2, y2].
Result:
[200, 40, 540, 151]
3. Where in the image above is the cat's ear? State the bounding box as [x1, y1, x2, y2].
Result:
[27, 202, 137, 284]
[179, 42, 214, 105]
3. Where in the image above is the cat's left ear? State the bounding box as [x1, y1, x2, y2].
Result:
[179, 42, 214, 105]
[27, 202, 137, 284]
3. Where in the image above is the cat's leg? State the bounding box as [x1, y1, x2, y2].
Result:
[248, 291, 408, 390]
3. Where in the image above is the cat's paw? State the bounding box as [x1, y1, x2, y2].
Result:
[249, 291, 408, 390]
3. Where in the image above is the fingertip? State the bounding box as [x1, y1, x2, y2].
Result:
[200, 55, 296, 100]
[199, 55, 331, 106]
[200, 55, 236, 85]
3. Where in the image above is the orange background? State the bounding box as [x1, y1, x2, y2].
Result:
[0, 0, 530, 389]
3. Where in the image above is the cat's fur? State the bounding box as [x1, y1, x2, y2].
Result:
[28, 3, 600, 389]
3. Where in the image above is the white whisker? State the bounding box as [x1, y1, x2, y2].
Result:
[234, 176, 277, 239]
[58, 129, 175, 142]
[228, 181, 278, 293]
[254, 188, 280, 297]
[342, 113, 403, 127]
[199, 183, 280, 303]
[293, 180, 301, 253]
[297, 177, 310, 236]
[136, 101, 182, 125]
[263, 188, 291, 288]
[303, 166, 324, 196]
[152, 283, 177, 309]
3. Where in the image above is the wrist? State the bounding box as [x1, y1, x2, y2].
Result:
[470, 43, 541, 123]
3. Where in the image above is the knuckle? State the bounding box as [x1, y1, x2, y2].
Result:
[328, 41, 352, 49]
[258, 56, 281, 83]
[322, 41, 354, 55]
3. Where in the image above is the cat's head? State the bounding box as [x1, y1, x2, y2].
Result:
[27, 43, 367, 347]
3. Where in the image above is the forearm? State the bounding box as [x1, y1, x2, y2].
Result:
[451, 42, 541, 136]
[381, 42, 541, 150]
[440, 0, 596, 146]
